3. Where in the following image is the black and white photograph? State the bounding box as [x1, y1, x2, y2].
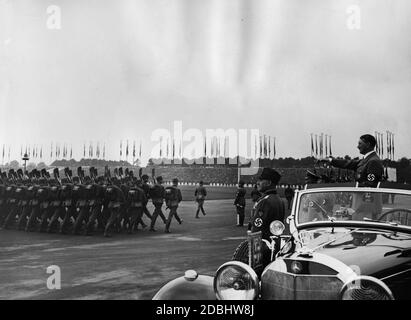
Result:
[1, 0, 411, 304]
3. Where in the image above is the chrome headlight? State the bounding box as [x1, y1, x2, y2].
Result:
[270, 220, 285, 236]
[214, 261, 259, 300]
[340, 276, 394, 300]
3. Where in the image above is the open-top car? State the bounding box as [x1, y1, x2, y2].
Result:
[153, 182, 411, 300]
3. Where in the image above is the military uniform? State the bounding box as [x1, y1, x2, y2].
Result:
[330, 151, 383, 187]
[149, 178, 167, 231]
[164, 180, 183, 233]
[250, 187, 261, 203]
[248, 189, 285, 240]
[194, 184, 207, 218]
[103, 182, 125, 237]
[234, 184, 246, 226]
[126, 184, 147, 233]
[141, 178, 153, 222]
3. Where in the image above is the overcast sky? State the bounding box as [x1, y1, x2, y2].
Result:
[1, 0, 410, 164]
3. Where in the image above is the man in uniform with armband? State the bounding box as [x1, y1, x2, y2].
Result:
[321, 134, 383, 187]
[248, 168, 285, 240]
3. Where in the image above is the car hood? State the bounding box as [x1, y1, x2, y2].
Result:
[298, 227, 411, 278]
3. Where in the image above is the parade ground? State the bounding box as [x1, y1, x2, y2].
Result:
[0, 197, 291, 300]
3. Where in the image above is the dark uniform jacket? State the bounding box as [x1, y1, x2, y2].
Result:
[150, 184, 165, 204]
[250, 189, 261, 202]
[165, 186, 182, 207]
[194, 186, 207, 201]
[234, 187, 246, 208]
[284, 187, 295, 199]
[248, 189, 285, 240]
[331, 151, 383, 187]
[142, 182, 150, 205]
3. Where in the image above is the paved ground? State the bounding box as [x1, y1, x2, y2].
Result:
[0, 199, 272, 300]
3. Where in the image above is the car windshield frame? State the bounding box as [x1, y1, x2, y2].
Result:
[293, 187, 411, 233]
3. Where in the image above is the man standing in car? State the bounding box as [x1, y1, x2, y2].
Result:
[323, 134, 383, 187]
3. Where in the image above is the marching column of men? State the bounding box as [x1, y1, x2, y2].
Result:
[0, 166, 184, 237]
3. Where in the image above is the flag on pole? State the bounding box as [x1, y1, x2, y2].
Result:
[254, 135, 257, 159]
[374, 131, 380, 155]
[268, 136, 271, 159]
[329, 135, 332, 156]
[204, 136, 207, 157]
[385, 130, 391, 160]
[392, 133, 395, 160]
[319, 134, 323, 158]
[310, 134, 314, 157]
[159, 137, 163, 158]
[325, 135, 328, 157]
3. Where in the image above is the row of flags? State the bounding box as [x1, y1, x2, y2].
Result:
[311, 133, 332, 158]
[83, 142, 106, 159]
[142, 135, 277, 160]
[119, 140, 142, 160]
[375, 131, 395, 160]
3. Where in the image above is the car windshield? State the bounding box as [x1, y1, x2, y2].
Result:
[297, 190, 411, 227]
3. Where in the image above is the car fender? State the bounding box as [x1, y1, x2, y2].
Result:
[153, 273, 215, 300]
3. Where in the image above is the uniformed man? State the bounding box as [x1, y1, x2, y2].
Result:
[126, 179, 147, 233]
[250, 184, 261, 203]
[141, 174, 153, 227]
[149, 176, 167, 231]
[323, 134, 384, 187]
[284, 184, 295, 210]
[234, 180, 246, 227]
[248, 168, 285, 240]
[194, 181, 207, 218]
[164, 178, 183, 233]
[103, 178, 125, 237]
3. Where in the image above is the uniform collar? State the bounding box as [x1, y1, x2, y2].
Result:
[263, 188, 277, 195]
[363, 150, 375, 159]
